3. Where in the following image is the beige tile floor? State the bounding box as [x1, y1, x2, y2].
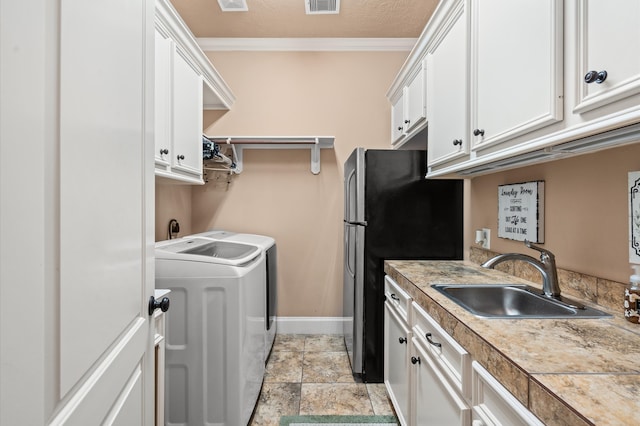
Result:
[248, 334, 395, 426]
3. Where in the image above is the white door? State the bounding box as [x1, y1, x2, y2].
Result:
[0, 0, 156, 425]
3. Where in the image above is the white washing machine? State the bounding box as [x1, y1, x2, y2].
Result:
[155, 237, 266, 426]
[190, 230, 277, 363]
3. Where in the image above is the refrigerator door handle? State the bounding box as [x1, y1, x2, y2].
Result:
[344, 220, 368, 226]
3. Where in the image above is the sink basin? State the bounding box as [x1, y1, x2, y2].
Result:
[431, 284, 611, 318]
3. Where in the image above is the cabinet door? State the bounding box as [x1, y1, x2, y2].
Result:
[384, 303, 411, 426]
[471, 0, 563, 151]
[412, 341, 471, 426]
[427, 0, 468, 167]
[155, 30, 172, 167]
[172, 50, 203, 177]
[405, 62, 427, 134]
[573, 0, 640, 114]
[391, 94, 406, 145]
[472, 361, 543, 426]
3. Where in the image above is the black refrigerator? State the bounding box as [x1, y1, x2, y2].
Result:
[343, 148, 463, 382]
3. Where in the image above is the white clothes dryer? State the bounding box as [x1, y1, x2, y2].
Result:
[155, 237, 266, 426]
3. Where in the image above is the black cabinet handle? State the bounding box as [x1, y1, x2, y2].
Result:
[584, 70, 608, 84]
[390, 294, 400, 301]
[160, 148, 169, 155]
[398, 337, 407, 344]
[425, 332, 442, 348]
[411, 356, 421, 365]
[177, 154, 185, 160]
[473, 128, 485, 137]
[453, 139, 463, 146]
[397, 126, 403, 131]
[148, 296, 170, 316]
[404, 119, 410, 124]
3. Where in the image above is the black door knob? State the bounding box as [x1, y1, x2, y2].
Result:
[453, 139, 463, 146]
[177, 154, 185, 160]
[473, 128, 485, 137]
[585, 70, 608, 84]
[148, 296, 170, 316]
[410, 356, 421, 365]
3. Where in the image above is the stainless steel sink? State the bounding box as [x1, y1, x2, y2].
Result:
[431, 284, 611, 318]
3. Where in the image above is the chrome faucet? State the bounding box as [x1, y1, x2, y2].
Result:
[481, 240, 561, 298]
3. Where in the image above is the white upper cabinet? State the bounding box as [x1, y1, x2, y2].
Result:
[389, 61, 427, 148]
[172, 50, 204, 177]
[391, 0, 640, 177]
[470, 0, 563, 152]
[391, 94, 406, 146]
[573, 0, 640, 114]
[388, 60, 428, 149]
[426, 0, 469, 167]
[405, 62, 427, 135]
[155, 30, 173, 168]
[154, 0, 234, 184]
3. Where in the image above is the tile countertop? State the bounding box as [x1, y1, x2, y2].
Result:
[384, 260, 640, 426]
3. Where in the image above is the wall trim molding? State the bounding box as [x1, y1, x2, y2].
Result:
[276, 316, 345, 335]
[197, 37, 417, 52]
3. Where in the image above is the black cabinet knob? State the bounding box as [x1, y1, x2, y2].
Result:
[584, 70, 608, 84]
[160, 148, 169, 155]
[404, 119, 410, 124]
[148, 296, 170, 316]
[398, 337, 407, 344]
[473, 128, 485, 137]
[453, 139, 463, 146]
[397, 126, 403, 131]
[410, 356, 421, 365]
[177, 154, 185, 160]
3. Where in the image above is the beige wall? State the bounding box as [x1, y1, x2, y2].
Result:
[470, 142, 640, 285]
[155, 181, 193, 241]
[156, 50, 408, 316]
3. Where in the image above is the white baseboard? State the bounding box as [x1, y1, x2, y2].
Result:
[275, 316, 346, 335]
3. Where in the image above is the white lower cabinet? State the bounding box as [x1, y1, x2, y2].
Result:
[384, 302, 411, 426]
[383, 276, 544, 426]
[411, 339, 471, 425]
[471, 361, 543, 426]
[384, 276, 413, 426]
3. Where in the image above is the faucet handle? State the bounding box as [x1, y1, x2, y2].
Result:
[524, 240, 555, 260]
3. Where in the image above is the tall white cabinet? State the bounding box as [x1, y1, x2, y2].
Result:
[1, 0, 157, 424]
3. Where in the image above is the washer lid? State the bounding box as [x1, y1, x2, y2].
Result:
[155, 238, 261, 265]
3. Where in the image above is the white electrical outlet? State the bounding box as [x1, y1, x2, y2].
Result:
[481, 228, 490, 249]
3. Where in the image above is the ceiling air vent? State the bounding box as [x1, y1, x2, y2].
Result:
[217, 0, 248, 12]
[306, 0, 340, 14]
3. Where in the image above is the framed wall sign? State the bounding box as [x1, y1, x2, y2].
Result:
[630, 171, 640, 264]
[498, 181, 545, 243]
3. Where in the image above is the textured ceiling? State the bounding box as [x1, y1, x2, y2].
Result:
[169, 0, 438, 38]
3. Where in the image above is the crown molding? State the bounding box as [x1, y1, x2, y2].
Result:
[197, 37, 417, 52]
